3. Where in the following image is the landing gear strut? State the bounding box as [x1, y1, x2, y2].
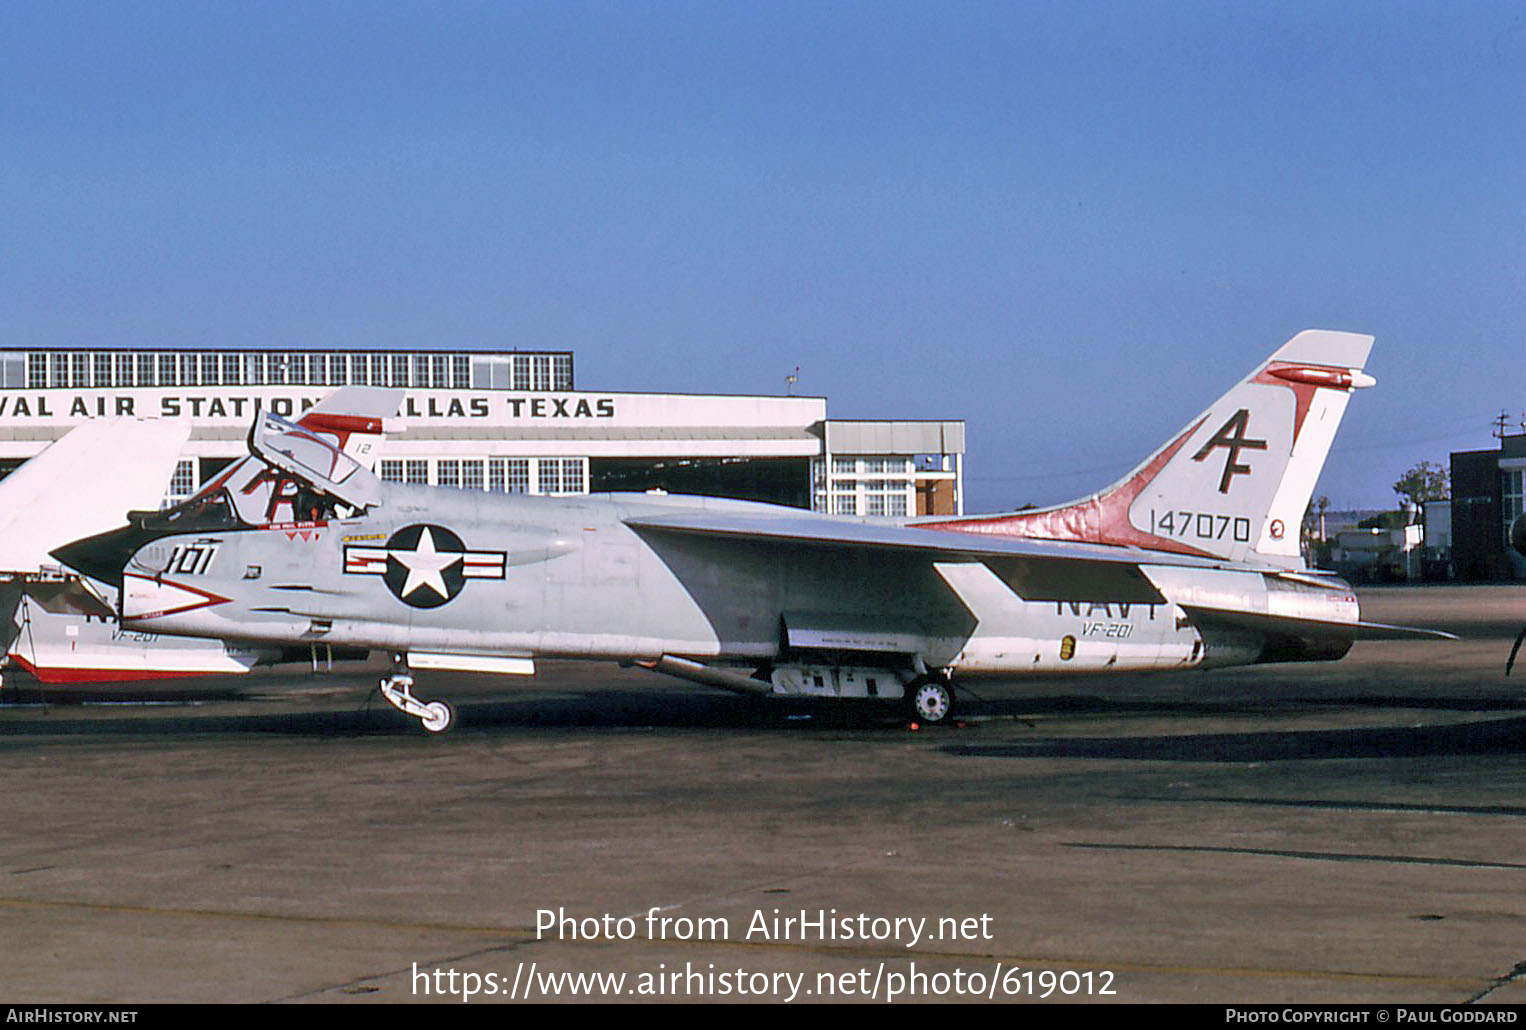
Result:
[378, 654, 455, 734]
[905, 673, 956, 726]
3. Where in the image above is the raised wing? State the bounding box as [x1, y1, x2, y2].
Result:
[0, 419, 190, 574]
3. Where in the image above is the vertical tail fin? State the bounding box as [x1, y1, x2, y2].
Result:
[922, 330, 1375, 567]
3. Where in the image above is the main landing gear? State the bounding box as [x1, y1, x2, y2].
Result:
[378, 655, 454, 734]
[905, 673, 956, 726]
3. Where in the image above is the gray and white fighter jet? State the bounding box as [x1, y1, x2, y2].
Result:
[55, 330, 1417, 733]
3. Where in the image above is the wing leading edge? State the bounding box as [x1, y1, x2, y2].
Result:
[623, 510, 1249, 605]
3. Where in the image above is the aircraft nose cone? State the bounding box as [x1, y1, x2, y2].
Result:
[51, 524, 145, 588]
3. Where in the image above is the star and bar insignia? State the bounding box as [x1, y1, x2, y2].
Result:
[344, 524, 506, 608]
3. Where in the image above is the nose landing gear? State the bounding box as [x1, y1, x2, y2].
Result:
[378, 655, 454, 733]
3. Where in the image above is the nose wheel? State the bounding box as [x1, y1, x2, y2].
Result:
[378, 660, 455, 734]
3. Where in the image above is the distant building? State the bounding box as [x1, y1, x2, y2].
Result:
[1330, 521, 1424, 583]
[1422, 500, 1452, 580]
[0, 347, 965, 516]
[1448, 434, 1526, 580]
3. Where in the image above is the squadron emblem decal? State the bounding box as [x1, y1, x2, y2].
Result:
[344, 524, 506, 608]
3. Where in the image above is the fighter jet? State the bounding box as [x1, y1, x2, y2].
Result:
[5, 390, 393, 687]
[55, 330, 1415, 733]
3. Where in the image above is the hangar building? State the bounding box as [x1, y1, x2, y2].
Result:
[0, 347, 965, 517]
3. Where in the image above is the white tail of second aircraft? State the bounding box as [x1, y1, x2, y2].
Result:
[921, 330, 1376, 568]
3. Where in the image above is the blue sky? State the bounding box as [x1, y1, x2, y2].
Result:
[4, 2, 1522, 512]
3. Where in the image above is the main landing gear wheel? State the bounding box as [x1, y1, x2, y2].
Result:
[905, 675, 955, 726]
[378, 668, 456, 734]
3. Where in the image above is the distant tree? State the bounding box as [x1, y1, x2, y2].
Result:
[1393, 461, 1449, 509]
[1301, 495, 1334, 567]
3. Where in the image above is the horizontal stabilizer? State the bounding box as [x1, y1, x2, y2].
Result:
[1354, 621, 1459, 641]
[1179, 605, 1356, 662]
[17, 578, 114, 618]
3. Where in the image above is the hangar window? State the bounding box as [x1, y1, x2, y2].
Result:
[71, 353, 88, 387]
[180, 354, 198, 386]
[513, 355, 531, 390]
[553, 354, 573, 390]
[1505, 470, 1524, 548]
[508, 460, 529, 492]
[158, 354, 177, 387]
[1, 354, 23, 389]
[51, 353, 68, 388]
[820, 456, 914, 518]
[538, 458, 563, 494]
[222, 354, 242, 385]
[115, 353, 134, 387]
[865, 479, 909, 518]
[536, 459, 584, 494]
[437, 459, 461, 488]
[138, 353, 153, 386]
[379, 460, 403, 483]
[489, 458, 530, 493]
[405, 460, 428, 485]
[453, 355, 470, 388]
[461, 459, 484, 491]
[350, 355, 368, 385]
[26, 353, 46, 389]
[392, 354, 410, 388]
[93, 353, 112, 387]
[201, 353, 220, 385]
[167, 459, 197, 501]
[329, 354, 348, 385]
